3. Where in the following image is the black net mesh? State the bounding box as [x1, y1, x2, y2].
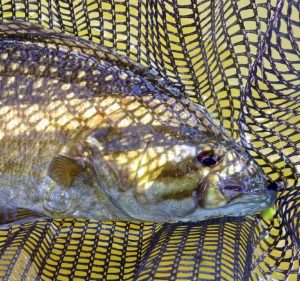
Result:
[0, 217, 258, 280]
[0, 0, 299, 280]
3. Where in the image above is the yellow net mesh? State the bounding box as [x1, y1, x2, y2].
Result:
[1, 217, 259, 280]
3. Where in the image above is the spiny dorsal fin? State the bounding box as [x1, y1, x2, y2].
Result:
[48, 155, 85, 187]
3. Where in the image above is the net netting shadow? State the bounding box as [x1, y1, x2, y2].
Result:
[0, 0, 299, 280]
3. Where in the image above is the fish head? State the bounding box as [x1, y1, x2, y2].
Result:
[192, 139, 277, 216]
[89, 127, 276, 221]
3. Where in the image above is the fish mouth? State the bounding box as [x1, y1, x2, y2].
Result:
[222, 174, 276, 207]
[187, 176, 277, 220]
[193, 172, 276, 211]
[223, 184, 244, 193]
[222, 182, 249, 200]
[223, 190, 276, 216]
[188, 190, 276, 220]
[222, 172, 267, 193]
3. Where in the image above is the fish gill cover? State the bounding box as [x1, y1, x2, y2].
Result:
[0, 0, 299, 280]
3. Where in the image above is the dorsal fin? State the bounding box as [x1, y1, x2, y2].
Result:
[47, 155, 85, 187]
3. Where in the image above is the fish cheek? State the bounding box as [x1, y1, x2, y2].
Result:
[195, 174, 227, 209]
[144, 160, 200, 201]
[107, 160, 137, 192]
[92, 155, 138, 193]
[134, 171, 200, 204]
[154, 158, 199, 179]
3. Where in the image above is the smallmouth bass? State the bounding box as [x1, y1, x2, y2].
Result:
[0, 21, 277, 222]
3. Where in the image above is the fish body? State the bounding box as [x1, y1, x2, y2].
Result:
[0, 21, 276, 222]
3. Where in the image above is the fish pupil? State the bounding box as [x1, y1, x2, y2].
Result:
[202, 157, 217, 166]
[196, 150, 219, 167]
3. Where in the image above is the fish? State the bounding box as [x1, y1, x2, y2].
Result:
[0, 21, 277, 223]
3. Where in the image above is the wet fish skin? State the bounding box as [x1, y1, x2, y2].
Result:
[0, 21, 276, 222]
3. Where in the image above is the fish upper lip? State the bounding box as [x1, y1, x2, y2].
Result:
[221, 178, 246, 192]
[223, 184, 244, 192]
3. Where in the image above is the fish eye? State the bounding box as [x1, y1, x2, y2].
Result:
[196, 150, 220, 167]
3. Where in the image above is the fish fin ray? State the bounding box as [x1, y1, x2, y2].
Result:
[0, 208, 47, 227]
[48, 155, 85, 187]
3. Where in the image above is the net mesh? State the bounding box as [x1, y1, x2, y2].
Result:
[0, 0, 299, 280]
[0, 217, 259, 280]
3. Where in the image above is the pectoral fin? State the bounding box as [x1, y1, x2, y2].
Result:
[48, 155, 86, 187]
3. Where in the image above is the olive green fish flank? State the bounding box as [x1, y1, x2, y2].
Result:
[0, 21, 276, 222]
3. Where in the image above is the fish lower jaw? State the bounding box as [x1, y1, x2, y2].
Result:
[199, 199, 227, 209]
[233, 193, 273, 206]
[184, 201, 274, 222]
